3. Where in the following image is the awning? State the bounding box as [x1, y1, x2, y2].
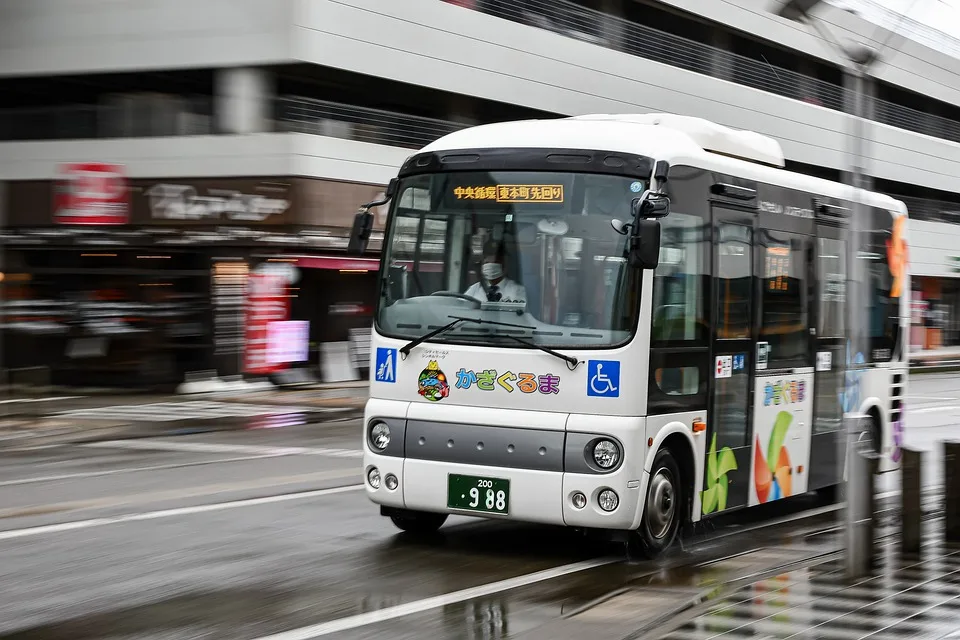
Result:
[293, 255, 381, 271]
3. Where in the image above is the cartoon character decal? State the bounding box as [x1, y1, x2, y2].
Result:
[418, 360, 450, 402]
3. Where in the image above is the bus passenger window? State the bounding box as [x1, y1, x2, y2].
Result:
[655, 367, 699, 395]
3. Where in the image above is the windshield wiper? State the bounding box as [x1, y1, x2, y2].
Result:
[399, 315, 580, 370]
[399, 315, 534, 358]
[497, 334, 580, 370]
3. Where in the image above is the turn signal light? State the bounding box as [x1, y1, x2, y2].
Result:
[692, 419, 706, 433]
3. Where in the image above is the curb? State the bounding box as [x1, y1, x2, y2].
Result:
[0, 406, 365, 449]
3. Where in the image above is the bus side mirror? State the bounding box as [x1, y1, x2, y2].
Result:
[348, 178, 399, 255]
[629, 219, 661, 270]
[347, 210, 375, 254]
[632, 193, 670, 219]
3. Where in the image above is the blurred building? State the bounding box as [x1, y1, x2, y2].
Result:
[1, 0, 960, 387]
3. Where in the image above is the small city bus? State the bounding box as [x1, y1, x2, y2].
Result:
[353, 113, 908, 555]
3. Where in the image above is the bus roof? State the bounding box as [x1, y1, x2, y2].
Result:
[418, 114, 908, 218]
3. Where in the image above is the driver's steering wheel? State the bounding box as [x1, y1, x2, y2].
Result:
[429, 291, 481, 307]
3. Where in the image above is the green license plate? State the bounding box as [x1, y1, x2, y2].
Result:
[447, 474, 510, 515]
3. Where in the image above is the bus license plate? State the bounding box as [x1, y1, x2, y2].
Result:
[447, 474, 510, 515]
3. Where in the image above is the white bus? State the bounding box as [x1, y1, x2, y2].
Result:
[355, 113, 909, 556]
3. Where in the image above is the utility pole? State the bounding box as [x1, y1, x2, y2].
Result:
[773, 0, 880, 579]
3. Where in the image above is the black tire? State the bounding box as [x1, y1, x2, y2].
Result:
[857, 415, 882, 475]
[635, 448, 685, 557]
[389, 510, 448, 535]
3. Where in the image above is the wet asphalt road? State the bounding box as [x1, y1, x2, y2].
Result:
[0, 373, 956, 640]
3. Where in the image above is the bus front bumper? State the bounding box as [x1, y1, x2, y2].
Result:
[363, 454, 646, 530]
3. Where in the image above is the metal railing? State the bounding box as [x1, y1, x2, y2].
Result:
[898, 195, 960, 225]
[2, 92, 958, 222]
[275, 96, 466, 149]
[0, 96, 214, 141]
[0, 95, 467, 149]
[460, 0, 960, 145]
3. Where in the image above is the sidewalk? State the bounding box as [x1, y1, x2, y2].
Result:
[656, 514, 960, 639]
[0, 383, 368, 448]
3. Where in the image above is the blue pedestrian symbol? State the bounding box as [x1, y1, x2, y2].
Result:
[375, 348, 397, 383]
[587, 360, 620, 398]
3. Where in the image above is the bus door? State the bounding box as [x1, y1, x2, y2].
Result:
[706, 207, 756, 516]
[809, 220, 847, 490]
[749, 210, 815, 506]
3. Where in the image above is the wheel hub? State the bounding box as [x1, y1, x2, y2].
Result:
[646, 468, 677, 540]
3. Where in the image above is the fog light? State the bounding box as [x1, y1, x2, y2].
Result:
[367, 467, 381, 489]
[598, 489, 619, 512]
[593, 440, 620, 469]
[370, 422, 391, 451]
[385, 473, 399, 490]
[572, 492, 587, 509]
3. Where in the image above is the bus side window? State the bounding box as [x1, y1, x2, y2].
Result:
[655, 366, 700, 395]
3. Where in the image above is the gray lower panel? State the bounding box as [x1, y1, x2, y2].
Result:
[404, 420, 565, 472]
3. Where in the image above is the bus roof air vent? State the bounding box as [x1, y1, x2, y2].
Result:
[570, 113, 785, 168]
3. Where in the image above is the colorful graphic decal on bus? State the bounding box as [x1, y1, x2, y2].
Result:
[886, 215, 908, 298]
[701, 434, 739, 515]
[839, 342, 865, 414]
[754, 411, 793, 503]
[892, 403, 905, 463]
[454, 368, 560, 394]
[418, 360, 450, 402]
[763, 379, 806, 406]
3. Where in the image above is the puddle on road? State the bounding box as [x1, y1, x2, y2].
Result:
[0, 588, 291, 639]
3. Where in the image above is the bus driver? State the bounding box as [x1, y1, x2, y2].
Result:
[464, 240, 527, 305]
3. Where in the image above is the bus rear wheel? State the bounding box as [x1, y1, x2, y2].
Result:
[389, 509, 448, 535]
[634, 448, 684, 557]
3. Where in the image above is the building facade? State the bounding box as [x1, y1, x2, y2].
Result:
[2, 0, 960, 386]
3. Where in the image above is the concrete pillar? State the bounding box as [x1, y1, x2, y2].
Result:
[901, 447, 922, 556]
[600, 0, 625, 51]
[215, 67, 274, 135]
[709, 30, 733, 82]
[945, 441, 960, 543]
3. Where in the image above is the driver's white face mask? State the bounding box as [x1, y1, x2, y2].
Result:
[481, 262, 504, 281]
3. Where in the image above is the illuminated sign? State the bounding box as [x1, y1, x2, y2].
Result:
[453, 185, 564, 203]
[765, 246, 790, 292]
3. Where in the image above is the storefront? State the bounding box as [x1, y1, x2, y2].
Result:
[0, 167, 387, 389]
[906, 218, 960, 353]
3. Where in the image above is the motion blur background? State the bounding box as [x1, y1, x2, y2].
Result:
[2, 0, 960, 393]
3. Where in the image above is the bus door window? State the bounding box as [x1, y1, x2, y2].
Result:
[758, 229, 811, 369]
[713, 220, 754, 450]
[814, 236, 846, 434]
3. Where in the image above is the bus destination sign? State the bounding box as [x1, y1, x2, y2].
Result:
[453, 185, 564, 203]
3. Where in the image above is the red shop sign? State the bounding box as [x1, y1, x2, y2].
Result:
[54, 163, 130, 225]
[243, 274, 291, 374]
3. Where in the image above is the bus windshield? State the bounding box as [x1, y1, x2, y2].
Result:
[376, 170, 646, 349]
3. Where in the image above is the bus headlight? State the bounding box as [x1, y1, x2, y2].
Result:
[593, 440, 620, 469]
[370, 422, 391, 451]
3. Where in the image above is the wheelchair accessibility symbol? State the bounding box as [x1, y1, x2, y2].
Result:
[587, 360, 621, 398]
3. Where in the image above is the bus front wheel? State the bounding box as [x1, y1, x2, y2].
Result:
[635, 448, 684, 557]
[389, 509, 448, 535]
